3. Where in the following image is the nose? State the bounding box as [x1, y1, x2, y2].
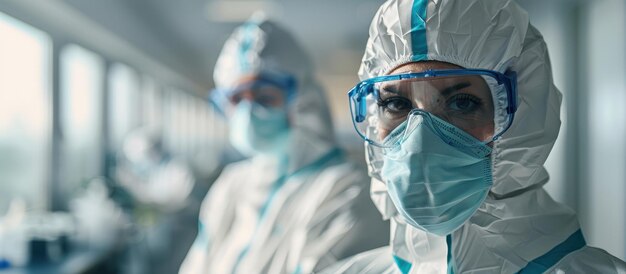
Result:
[230, 89, 255, 105]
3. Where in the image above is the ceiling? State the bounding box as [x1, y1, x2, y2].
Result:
[60, 0, 384, 89]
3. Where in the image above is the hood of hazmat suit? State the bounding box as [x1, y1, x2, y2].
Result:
[319, 0, 626, 273]
[179, 15, 389, 274]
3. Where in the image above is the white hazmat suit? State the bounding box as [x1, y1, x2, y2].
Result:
[319, 0, 626, 273]
[179, 17, 389, 274]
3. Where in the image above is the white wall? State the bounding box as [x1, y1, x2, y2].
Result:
[579, 0, 626, 261]
[517, 0, 579, 210]
[519, 0, 626, 260]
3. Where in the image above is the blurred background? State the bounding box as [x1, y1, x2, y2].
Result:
[0, 0, 624, 273]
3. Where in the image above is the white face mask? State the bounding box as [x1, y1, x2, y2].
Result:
[229, 101, 290, 156]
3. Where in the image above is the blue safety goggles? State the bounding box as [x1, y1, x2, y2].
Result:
[209, 72, 297, 117]
[348, 68, 517, 148]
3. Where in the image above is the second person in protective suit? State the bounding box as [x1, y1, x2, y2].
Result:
[179, 16, 389, 274]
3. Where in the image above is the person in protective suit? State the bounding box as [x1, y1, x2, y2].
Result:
[319, 0, 626, 273]
[178, 15, 389, 274]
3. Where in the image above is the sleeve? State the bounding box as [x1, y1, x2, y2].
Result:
[296, 164, 391, 273]
[178, 164, 238, 274]
[314, 246, 394, 274]
[550, 246, 626, 274]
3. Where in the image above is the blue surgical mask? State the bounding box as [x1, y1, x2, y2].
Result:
[229, 101, 290, 156]
[380, 113, 493, 236]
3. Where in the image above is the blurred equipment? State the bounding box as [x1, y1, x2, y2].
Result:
[115, 127, 198, 274]
[0, 200, 76, 268]
[69, 178, 128, 251]
[0, 199, 29, 269]
[0, 190, 126, 273]
[116, 128, 194, 210]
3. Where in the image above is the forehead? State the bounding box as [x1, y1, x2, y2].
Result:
[388, 61, 464, 75]
[384, 61, 488, 92]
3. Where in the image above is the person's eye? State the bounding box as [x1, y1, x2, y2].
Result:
[377, 97, 413, 114]
[446, 93, 482, 113]
[229, 93, 242, 105]
[254, 97, 269, 106]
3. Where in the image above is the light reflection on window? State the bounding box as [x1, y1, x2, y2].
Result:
[108, 63, 141, 151]
[142, 76, 162, 133]
[59, 44, 104, 195]
[0, 12, 52, 212]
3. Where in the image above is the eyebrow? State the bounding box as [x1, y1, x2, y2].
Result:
[378, 83, 400, 96]
[378, 81, 473, 98]
[441, 82, 472, 97]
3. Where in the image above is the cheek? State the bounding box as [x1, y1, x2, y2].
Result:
[377, 128, 391, 141]
[467, 122, 494, 142]
[275, 97, 286, 107]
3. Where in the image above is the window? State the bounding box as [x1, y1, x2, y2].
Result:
[59, 44, 104, 195]
[142, 76, 162, 132]
[0, 12, 52, 212]
[108, 63, 141, 151]
[182, 93, 195, 155]
[163, 88, 186, 155]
